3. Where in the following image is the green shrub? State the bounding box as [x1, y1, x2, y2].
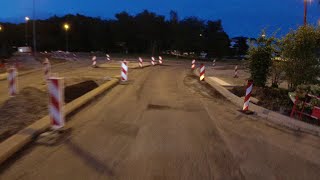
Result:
[281, 26, 320, 89]
[247, 32, 278, 87]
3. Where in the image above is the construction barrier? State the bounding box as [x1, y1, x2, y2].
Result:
[213, 59, 216, 67]
[191, 60, 196, 70]
[48, 77, 65, 129]
[234, 65, 239, 78]
[121, 60, 128, 82]
[291, 94, 320, 121]
[200, 64, 205, 81]
[243, 80, 253, 111]
[106, 54, 111, 61]
[139, 57, 143, 68]
[8, 67, 17, 96]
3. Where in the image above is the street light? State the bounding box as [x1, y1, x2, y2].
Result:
[25, 17, 30, 46]
[32, 0, 37, 56]
[0, 25, 3, 32]
[63, 23, 70, 52]
[304, 0, 313, 25]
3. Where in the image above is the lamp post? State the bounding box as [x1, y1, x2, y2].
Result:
[304, 0, 313, 25]
[63, 23, 70, 52]
[304, 0, 308, 25]
[0, 25, 2, 32]
[25, 17, 30, 46]
[32, 0, 37, 55]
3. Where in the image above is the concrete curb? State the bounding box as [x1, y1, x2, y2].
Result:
[0, 78, 119, 165]
[99, 63, 152, 69]
[193, 69, 320, 136]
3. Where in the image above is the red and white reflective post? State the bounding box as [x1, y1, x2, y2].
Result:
[8, 67, 18, 96]
[243, 80, 253, 112]
[106, 54, 111, 61]
[151, 57, 155, 66]
[200, 64, 205, 81]
[234, 65, 239, 78]
[92, 56, 97, 67]
[121, 60, 128, 82]
[139, 57, 143, 68]
[191, 59, 196, 70]
[48, 77, 65, 129]
[43, 58, 51, 80]
[159, 56, 163, 65]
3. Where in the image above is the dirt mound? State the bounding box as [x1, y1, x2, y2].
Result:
[230, 86, 292, 113]
[65, 80, 99, 103]
[0, 87, 48, 142]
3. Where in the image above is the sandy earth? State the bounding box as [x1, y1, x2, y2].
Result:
[0, 56, 129, 143]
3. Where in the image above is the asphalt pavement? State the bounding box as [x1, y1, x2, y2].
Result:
[1, 62, 320, 180]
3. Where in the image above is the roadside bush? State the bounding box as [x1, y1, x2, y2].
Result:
[281, 26, 320, 89]
[271, 60, 286, 88]
[247, 32, 278, 87]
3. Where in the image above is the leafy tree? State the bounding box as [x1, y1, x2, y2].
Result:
[232, 37, 249, 56]
[0, 11, 231, 57]
[247, 33, 277, 87]
[281, 25, 320, 89]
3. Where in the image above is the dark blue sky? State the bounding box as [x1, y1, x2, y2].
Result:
[1, 0, 319, 37]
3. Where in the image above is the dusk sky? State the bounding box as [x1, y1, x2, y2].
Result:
[1, 0, 319, 38]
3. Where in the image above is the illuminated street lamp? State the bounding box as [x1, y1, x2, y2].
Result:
[63, 23, 70, 52]
[25, 16, 30, 46]
[0, 25, 3, 32]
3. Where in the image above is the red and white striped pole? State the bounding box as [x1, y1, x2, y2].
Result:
[243, 80, 253, 112]
[151, 57, 155, 66]
[106, 54, 111, 61]
[191, 59, 196, 70]
[48, 77, 65, 129]
[158, 56, 163, 65]
[200, 64, 205, 81]
[121, 60, 128, 82]
[43, 58, 51, 80]
[234, 65, 239, 78]
[8, 67, 18, 96]
[139, 57, 143, 68]
[73, 53, 78, 61]
[92, 56, 97, 67]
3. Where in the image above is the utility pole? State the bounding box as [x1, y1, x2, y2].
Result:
[32, 0, 37, 56]
[304, 0, 308, 25]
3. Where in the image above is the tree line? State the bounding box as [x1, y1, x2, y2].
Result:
[0, 10, 248, 57]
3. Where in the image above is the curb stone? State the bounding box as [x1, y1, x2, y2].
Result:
[193, 68, 320, 136]
[0, 78, 119, 165]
